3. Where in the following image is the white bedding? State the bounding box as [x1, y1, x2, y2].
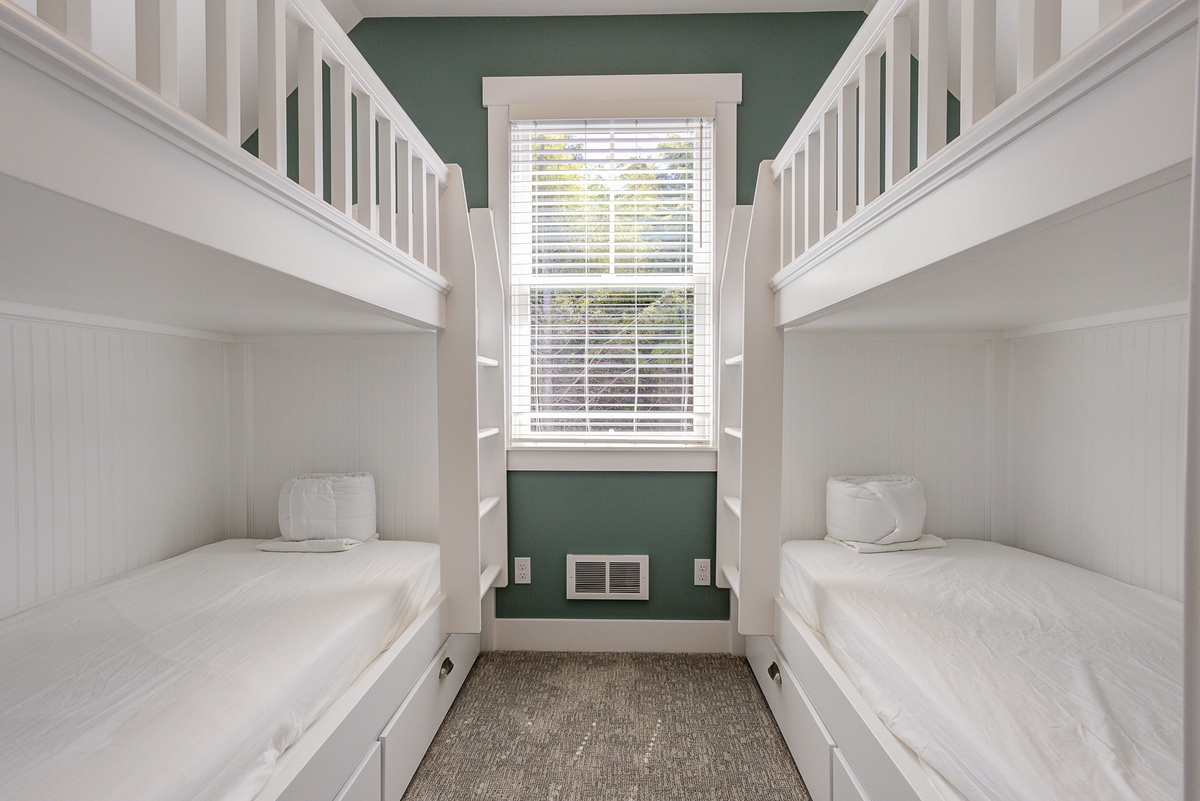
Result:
[779, 538, 1183, 801]
[0, 538, 439, 801]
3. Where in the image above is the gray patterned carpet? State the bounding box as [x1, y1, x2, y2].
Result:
[402, 651, 811, 801]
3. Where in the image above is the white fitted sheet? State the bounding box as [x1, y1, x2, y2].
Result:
[779, 538, 1182, 801]
[0, 538, 439, 801]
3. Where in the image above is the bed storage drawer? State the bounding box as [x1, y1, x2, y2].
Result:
[332, 742, 381, 801]
[379, 632, 480, 801]
[747, 635, 834, 801]
[832, 747, 871, 801]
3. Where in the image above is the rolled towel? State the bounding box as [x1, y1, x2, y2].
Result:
[278, 472, 377, 542]
[826, 475, 929, 546]
[258, 535, 378, 553]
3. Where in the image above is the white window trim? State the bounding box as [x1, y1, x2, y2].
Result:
[485, 73, 741, 472]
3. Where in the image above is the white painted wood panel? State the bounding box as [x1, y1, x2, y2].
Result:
[1010, 318, 1187, 599]
[0, 317, 227, 616]
[783, 333, 995, 542]
[239, 337, 438, 544]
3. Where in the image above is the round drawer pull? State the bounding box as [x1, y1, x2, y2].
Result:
[439, 657, 454, 679]
[767, 661, 782, 685]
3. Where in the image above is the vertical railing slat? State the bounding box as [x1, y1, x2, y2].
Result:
[412, 156, 427, 263]
[205, 0, 239, 142]
[256, 0, 286, 172]
[837, 82, 858, 225]
[804, 133, 820, 249]
[820, 108, 838, 236]
[885, 13, 912, 189]
[136, 0, 179, 104]
[961, 0, 997, 129]
[329, 61, 352, 215]
[355, 92, 377, 230]
[427, 171, 440, 271]
[38, 0, 91, 47]
[917, 0, 948, 164]
[780, 162, 794, 266]
[395, 136, 413, 255]
[793, 153, 806, 257]
[1017, 0, 1061, 89]
[1098, 0, 1136, 27]
[378, 118, 397, 244]
[858, 48, 882, 208]
[297, 25, 323, 197]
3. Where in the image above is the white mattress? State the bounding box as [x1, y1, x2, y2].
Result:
[779, 538, 1183, 801]
[0, 538, 440, 801]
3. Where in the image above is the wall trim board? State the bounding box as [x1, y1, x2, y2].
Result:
[1003, 302, 1190, 339]
[0, 300, 231, 342]
[491, 617, 732, 653]
[784, 329, 1003, 342]
[231, 332, 437, 346]
[507, 447, 718, 472]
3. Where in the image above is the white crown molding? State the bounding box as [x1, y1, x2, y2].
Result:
[352, 0, 871, 19]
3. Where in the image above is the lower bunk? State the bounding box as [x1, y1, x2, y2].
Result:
[0, 538, 479, 801]
[747, 539, 1183, 801]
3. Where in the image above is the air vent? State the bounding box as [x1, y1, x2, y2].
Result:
[566, 554, 649, 600]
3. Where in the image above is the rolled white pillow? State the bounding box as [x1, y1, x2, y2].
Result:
[826, 475, 926, 545]
[278, 472, 377, 542]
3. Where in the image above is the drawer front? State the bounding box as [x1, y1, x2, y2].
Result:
[332, 742, 381, 801]
[747, 636, 834, 801]
[379, 632, 480, 801]
[832, 747, 872, 801]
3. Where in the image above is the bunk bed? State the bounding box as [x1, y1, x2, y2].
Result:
[718, 1, 1198, 799]
[0, 0, 506, 799]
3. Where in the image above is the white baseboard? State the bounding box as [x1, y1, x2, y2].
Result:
[491, 617, 734, 653]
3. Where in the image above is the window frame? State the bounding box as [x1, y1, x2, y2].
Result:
[484, 73, 741, 472]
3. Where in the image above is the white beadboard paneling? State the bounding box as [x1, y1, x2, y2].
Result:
[0, 318, 228, 616]
[783, 333, 996, 542]
[240, 336, 439, 543]
[1010, 318, 1187, 599]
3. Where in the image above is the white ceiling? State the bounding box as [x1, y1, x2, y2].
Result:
[346, 0, 871, 20]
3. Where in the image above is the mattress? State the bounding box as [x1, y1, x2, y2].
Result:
[0, 538, 440, 801]
[779, 538, 1183, 801]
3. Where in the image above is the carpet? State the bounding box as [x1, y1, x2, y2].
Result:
[401, 651, 811, 801]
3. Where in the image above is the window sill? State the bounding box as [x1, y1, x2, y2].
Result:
[506, 445, 717, 472]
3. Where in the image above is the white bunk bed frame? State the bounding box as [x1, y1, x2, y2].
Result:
[0, 1, 507, 798]
[718, 1, 1200, 799]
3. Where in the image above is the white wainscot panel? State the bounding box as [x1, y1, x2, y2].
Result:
[782, 333, 997, 542]
[240, 336, 439, 543]
[1010, 319, 1187, 599]
[0, 319, 228, 615]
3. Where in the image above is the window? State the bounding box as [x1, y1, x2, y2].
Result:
[509, 117, 714, 444]
[485, 74, 740, 462]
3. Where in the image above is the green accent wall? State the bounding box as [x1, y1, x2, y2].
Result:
[499, 472, 724, 620]
[349, 12, 866, 207]
[347, 13, 863, 621]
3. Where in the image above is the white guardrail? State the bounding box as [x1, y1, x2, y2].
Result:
[20, 0, 447, 273]
[772, 0, 1140, 272]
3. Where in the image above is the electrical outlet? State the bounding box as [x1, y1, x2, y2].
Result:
[514, 557, 531, 584]
[694, 558, 711, 586]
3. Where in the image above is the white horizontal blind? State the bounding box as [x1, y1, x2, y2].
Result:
[510, 118, 714, 444]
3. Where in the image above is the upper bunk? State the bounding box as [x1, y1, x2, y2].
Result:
[768, 0, 1197, 333]
[0, 0, 454, 336]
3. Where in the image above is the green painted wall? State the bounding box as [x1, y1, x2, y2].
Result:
[349, 13, 866, 207]
[348, 13, 862, 621]
[499, 472, 724, 620]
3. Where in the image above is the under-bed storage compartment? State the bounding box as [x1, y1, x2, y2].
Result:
[747, 635, 835, 801]
[380, 631, 480, 800]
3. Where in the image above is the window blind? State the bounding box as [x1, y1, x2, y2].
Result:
[510, 118, 714, 444]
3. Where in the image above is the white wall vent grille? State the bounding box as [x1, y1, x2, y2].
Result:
[566, 555, 649, 600]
